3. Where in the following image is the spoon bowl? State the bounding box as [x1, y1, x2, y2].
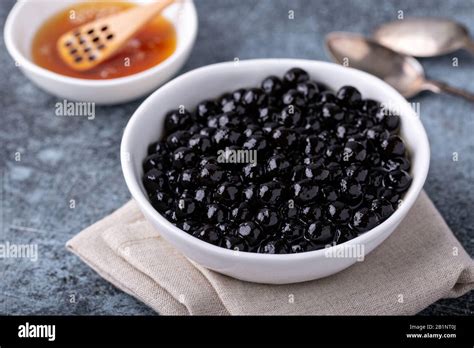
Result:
[325, 32, 425, 98]
[325, 32, 474, 102]
[373, 17, 474, 57]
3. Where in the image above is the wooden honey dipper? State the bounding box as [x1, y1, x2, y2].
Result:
[57, 0, 174, 71]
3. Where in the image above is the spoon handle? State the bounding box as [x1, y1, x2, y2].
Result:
[422, 80, 474, 103]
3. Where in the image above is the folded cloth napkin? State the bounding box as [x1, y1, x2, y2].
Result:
[66, 191, 473, 315]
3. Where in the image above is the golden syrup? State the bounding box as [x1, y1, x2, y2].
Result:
[32, 1, 177, 79]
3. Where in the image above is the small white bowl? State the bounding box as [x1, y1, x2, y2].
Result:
[121, 59, 430, 284]
[4, 0, 198, 105]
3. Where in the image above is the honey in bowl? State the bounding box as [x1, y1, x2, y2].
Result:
[32, 1, 177, 79]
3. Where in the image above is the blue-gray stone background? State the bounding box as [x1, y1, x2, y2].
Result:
[0, 0, 472, 315]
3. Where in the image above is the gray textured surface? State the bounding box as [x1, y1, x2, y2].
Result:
[0, 0, 472, 315]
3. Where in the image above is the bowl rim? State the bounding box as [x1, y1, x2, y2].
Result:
[121, 58, 430, 261]
[3, 0, 198, 86]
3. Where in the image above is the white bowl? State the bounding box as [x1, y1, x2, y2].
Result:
[4, 0, 198, 105]
[121, 59, 430, 284]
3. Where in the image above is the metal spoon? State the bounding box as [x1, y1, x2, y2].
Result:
[325, 32, 474, 102]
[373, 17, 474, 57]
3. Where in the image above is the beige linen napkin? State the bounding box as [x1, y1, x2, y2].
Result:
[66, 191, 474, 315]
